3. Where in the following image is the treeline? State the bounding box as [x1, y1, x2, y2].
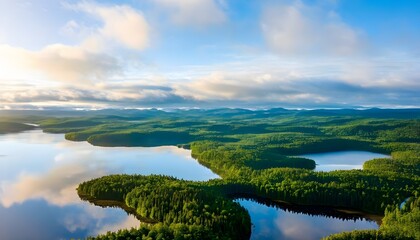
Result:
[268, 138, 383, 155]
[86, 131, 194, 147]
[247, 168, 416, 214]
[78, 174, 177, 201]
[234, 194, 380, 222]
[190, 141, 315, 177]
[363, 151, 420, 176]
[66, 111, 420, 239]
[126, 184, 250, 239]
[323, 230, 405, 240]
[324, 196, 420, 240]
[190, 141, 419, 214]
[78, 175, 251, 240]
[89, 223, 233, 240]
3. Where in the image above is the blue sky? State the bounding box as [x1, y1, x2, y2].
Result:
[0, 0, 419, 109]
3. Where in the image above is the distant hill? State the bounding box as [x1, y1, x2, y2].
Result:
[0, 122, 36, 134]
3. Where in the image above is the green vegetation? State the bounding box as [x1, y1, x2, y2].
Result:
[324, 196, 420, 239]
[5, 108, 418, 239]
[0, 122, 36, 134]
[38, 118, 106, 133]
[78, 175, 251, 240]
[89, 223, 228, 240]
[87, 131, 193, 147]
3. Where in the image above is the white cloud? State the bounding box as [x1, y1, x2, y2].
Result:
[153, 0, 226, 27]
[72, 2, 150, 50]
[174, 71, 328, 104]
[0, 2, 152, 84]
[2, 52, 419, 109]
[0, 0, 418, 109]
[261, 1, 363, 55]
[0, 44, 120, 84]
[0, 81, 189, 107]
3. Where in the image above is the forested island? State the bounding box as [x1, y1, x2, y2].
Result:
[2, 108, 419, 239]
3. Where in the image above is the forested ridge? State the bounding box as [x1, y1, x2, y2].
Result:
[0, 121, 36, 134]
[5, 108, 418, 239]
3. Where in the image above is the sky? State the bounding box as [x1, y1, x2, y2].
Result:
[0, 0, 419, 110]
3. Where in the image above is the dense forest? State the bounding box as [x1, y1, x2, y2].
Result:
[1, 108, 419, 239]
[79, 174, 251, 240]
[324, 196, 420, 239]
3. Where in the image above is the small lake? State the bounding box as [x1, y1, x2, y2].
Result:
[239, 200, 378, 240]
[0, 130, 218, 240]
[0, 130, 380, 240]
[301, 151, 390, 171]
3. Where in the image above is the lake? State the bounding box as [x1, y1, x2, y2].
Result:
[301, 151, 390, 171]
[0, 130, 380, 239]
[0, 130, 217, 240]
[239, 199, 378, 240]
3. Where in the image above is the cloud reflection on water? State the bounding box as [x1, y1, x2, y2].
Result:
[239, 200, 378, 240]
[0, 130, 217, 207]
[1, 158, 108, 207]
[301, 151, 390, 172]
[0, 130, 217, 239]
[0, 199, 139, 240]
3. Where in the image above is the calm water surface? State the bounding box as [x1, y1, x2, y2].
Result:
[0, 130, 381, 240]
[0, 130, 217, 240]
[239, 200, 378, 240]
[240, 150, 386, 239]
[301, 151, 390, 171]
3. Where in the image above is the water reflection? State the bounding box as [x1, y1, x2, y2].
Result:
[0, 199, 138, 240]
[301, 151, 390, 171]
[0, 130, 385, 239]
[238, 199, 379, 240]
[0, 130, 218, 240]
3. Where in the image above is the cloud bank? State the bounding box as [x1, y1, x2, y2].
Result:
[2, 58, 419, 109]
[0, 0, 418, 109]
